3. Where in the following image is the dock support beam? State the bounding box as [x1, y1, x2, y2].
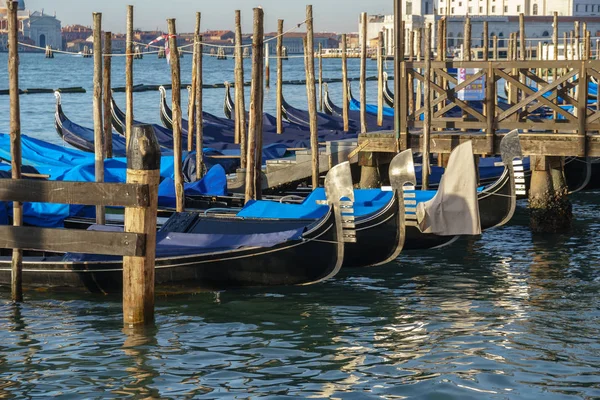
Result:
[123, 124, 160, 327]
[529, 156, 572, 233]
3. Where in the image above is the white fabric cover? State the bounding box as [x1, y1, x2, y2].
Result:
[417, 141, 482, 236]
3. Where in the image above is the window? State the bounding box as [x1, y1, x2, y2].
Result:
[504, 6, 508, 12]
[440, 7, 445, 14]
[452, 7, 455, 13]
[517, 5, 521, 12]
[542, 31, 549, 37]
[406, 1, 413, 14]
[469, 6, 472, 13]
[492, 6, 496, 12]
[533, 3, 538, 15]
[480, 6, 483, 12]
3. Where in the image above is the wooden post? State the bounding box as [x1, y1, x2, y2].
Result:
[422, 24, 432, 190]
[394, 0, 403, 149]
[415, 29, 422, 117]
[483, 21, 489, 61]
[575, 22, 580, 60]
[125, 5, 134, 149]
[377, 30, 384, 127]
[234, 10, 247, 161]
[318, 43, 323, 112]
[463, 17, 471, 131]
[8, 0, 22, 302]
[195, 35, 204, 179]
[305, 5, 319, 189]
[103, 32, 113, 159]
[167, 18, 184, 212]
[93, 12, 105, 225]
[188, 13, 201, 152]
[407, 30, 415, 116]
[123, 124, 160, 327]
[276, 19, 284, 134]
[360, 12, 368, 133]
[245, 7, 265, 201]
[341, 33, 349, 132]
[519, 13, 525, 61]
[265, 42, 270, 89]
[493, 35, 498, 60]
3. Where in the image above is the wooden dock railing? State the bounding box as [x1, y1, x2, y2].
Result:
[0, 125, 161, 326]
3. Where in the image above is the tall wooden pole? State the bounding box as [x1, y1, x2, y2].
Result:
[245, 8, 265, 202]
[276, 19, 284, 134]
[234, 10, 247, 160]
[123, 124, 160, 326]
[305, 5, 319, 189]
[188, 13, 201, 152]
[519, 13, 526, 61]
[422, 24, 432, 190]
[8, 0, 22, 302]
[360, 12, 368, 133]
[93, 12, 105, 225]
[195, 35, 204, 179]
[125, 5, 134, 149]
[168, 19, 184, 212]
[265, 42, 270, 89]
[483, 21, 489, 61]
[341, 33, 349, 132]
[103, 32, 113, 159]
[407, 30, 414, 116]
[575, 21, 580, 60]
[318, 43, 323, 112]
[394, 0, 403, 148]
[377, 30, 384, 127]
[493, 35, 498, 60]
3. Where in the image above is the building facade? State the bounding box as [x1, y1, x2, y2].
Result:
[438, 0, 599, 17]
[0, 0, 61, 51]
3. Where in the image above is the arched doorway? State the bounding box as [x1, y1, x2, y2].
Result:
[39, 34, 46, 48]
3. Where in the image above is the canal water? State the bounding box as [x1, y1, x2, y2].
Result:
[1, 54, 599, 398]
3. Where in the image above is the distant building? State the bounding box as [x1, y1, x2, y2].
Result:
[0, 0, 61, 51]
[438, 0, 599, 17]
[263, 32, 338, 54]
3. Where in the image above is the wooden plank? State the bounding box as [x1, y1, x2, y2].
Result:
[0, 180, 149, 207]
[0, 226, 145, 256]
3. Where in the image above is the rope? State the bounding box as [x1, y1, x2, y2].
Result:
[17, 41, 162, 56]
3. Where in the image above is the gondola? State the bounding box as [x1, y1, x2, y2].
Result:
[54, 92, 128, 156]
[403, 130, 524, 250]
[0, 162, 352, 293]
[230, 150, 415, 268]
[383, 71, 395, 108]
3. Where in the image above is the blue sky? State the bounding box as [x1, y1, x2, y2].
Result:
[26, 0, 393, 33]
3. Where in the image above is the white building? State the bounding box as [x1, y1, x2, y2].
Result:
[438, 0, 599, 17]
[360, 0, 600, 55]
[0, 0, 61, 50]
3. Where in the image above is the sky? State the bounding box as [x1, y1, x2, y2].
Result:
[26, 0, 393, 34]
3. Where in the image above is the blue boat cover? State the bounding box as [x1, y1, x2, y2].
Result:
[237, 188, 437, 220]
[349, 97, 395, 117]
[63, 224, 305, 260]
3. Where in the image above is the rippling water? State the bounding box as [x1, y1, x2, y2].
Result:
[1, 54, 600, 399]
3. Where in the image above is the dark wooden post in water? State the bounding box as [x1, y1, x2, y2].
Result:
[318, 43, 323, 112]
[276, 19, 284, 134]
[265, 42, 270, 89]
[360, 12, 368, 134]
[422, 24, 432, 190]
[8, 0, 22, 302]
[93, 12, 105, 225]
[125, 5, 134, 149]
[123, 124, 161, 326]
[234, 10, 247, 160]
[167, 18, 184, 212]
[341, 33, 349, 132]
[188, 13, 201, 153]
[245, 7, 265, 202]
[103, 32, 113, 159]
[195, 34, 204, 179]
[394, 0, 403, 150]
[305, 5, 319, 189]
[377, 30, 384, 127]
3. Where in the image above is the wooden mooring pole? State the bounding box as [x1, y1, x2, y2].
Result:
[93, 12, 105, 225]
[318, 43, 323, 112]
[8, 0, 22, 302]
[360, 12, 368, 134]
[123, 124, 161, 327]
[422, 24, 432, 190]
[195, 34, 204, 179]
[265, 42, 270, 89]
[276, 19, 284, 134]
[234, 10, 247, 155]
[377, 30, 384, 127]
[167, 18, 184, 212]
[305, 5, 319, 189]
[103, 32, 113, 159]
[341, 33, 349, 132]
[126, 5, 134, 149]
[245, 7, 265, 201]
[188, 13, 201, 152]
[394, 0, 403, 151]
